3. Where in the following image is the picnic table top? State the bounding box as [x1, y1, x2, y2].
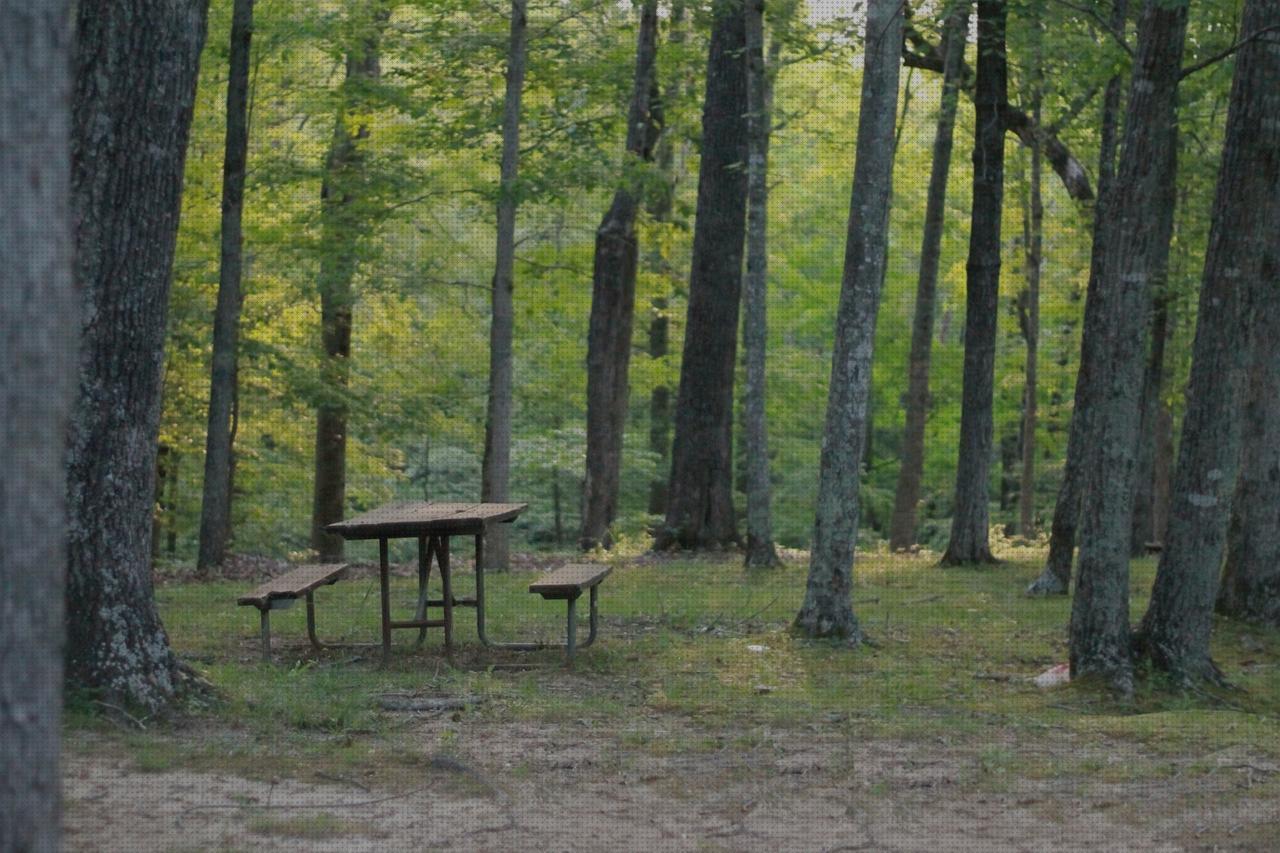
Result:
[326, 501, 528, 540]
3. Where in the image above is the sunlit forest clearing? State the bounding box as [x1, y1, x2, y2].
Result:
[2, 0, 1279, 848]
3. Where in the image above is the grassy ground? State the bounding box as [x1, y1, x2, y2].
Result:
[64, 543, 1280, 850]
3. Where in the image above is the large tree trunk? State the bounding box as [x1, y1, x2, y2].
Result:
[1218, 285, 1280, 627]
[481, 0, 528, 570]
[1017, 26, 1043, 538]
[1027, 0, 1128, 595]
[66, 0, 210, 712]
[741, 0, 783, 568]
[581, 0, 662, 550]
[310, 24, 383, 563]
[1067, 0, 1187, 692]
[940, 0, 1007, 566]
[793, 0, 902, 639]
[1135, 0, 1280, 682]
[0, 2, 75, 846]
[653, 0, 750, 551]
[198, 0, 255, 572]
[888, 1, 969, 552]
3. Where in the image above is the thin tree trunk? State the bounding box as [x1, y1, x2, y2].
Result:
[1130, 291, 1171, 555]
[889, 0, 969, 552]
[166, 451, 180, 556]
[1017, 25, 1043, 538]
[1152, 400, 1173, 543]
[153, 443, 171, 561]
[581, 0, 662, 550]
[1027, 0, 1128, 595]
[1218, 285, 1280, 627]
[481, 0, 528, 570]
[1135, 0, 1279, 682]
[310, 23, 383, 563]
[0, 1, 75, 845]
[198, 0, 254, 572]
[940, 0, 1007, 566]
[1068, 0, 1188, 692]
[653, 0, 750, 551]
[66, 0, 210, 712]
[648, 301, 671, 516]
[741, 0, 783, 568]
[793, 0, 902, 639]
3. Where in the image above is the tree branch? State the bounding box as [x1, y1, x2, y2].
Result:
[1180, 24, 1280, 80]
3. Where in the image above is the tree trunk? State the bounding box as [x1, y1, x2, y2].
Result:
[1017, 26, 1043, 538]
[310, 24, 383, 563]
[648, 302, 671, 516]
[653, 0, 750, 551]
[889, 1, 969, 552]
[1135, 0, 1279, 682]
[1218, 284, 1280, 627]
[481, 0, 528, 570]
[741, 0, 783, 568]
[1068, 0, 1187, 692]
[581, 0, 662, 550]
[1027, 0, 1128, 595]
[1130, 290, 1171, 555]
[0, 2, 75, 846]
[198, 0, 254, 573]
[66, 0, 210, 712]
[940, 0, 1006, 566]
[793, 0, 902, 639]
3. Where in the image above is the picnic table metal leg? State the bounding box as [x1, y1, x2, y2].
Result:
[415, 536, 436, 648]
[474, 533, 486, 643]
[379, 537, 391, 665]
[565, 594, 578, 666]
[305, 591, 323, 652]
[583, 584, 599, 648]
[440, 535, 454, 658]
[259, 608, 271, 662]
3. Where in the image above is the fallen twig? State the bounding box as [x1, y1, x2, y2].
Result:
[377, 695, 486, 712]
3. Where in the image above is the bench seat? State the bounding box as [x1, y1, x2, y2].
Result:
[528, 563, 611, 664]
[237, 563, 347, 660]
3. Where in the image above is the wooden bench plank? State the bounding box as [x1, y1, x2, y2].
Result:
[237, 563, 348, 609]
[529, 564, 611, 600]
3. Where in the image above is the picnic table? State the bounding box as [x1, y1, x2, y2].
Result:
[326, 501, 526, 663]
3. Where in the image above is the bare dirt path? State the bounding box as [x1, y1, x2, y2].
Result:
[64, 718, 1279, 851]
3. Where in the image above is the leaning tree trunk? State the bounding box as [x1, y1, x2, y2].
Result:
[1218, 284, 1280, 627]
[581, 0, 662, 551]
[889, 1, 969, 553]
[653, 0, 750, 551]
[310, 27, 383, 562]
[481, 0, 528, 570]
[1130, 287, 1171, 556]
[66, 0, 210, 712]
[1067, 0, 1187, 692]
[741, 0, 783, 568]
[1135, 0, 1280, 683]
[793, 0, 902, 640]
[1027, 0, 1128, 595]
[1017, 22, 1043, 539]
[198, 0, 255, 572]
[940, 0, 1006, 566]
[0, 1, 75, 846]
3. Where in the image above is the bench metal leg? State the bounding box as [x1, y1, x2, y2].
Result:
[566, 594, 578, 666]
[259, 608, 271, 662]
[305, 592, 322, 651]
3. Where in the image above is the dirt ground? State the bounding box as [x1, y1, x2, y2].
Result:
[64, 716, 1280, 852]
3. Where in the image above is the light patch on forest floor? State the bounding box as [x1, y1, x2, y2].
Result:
[65, 717, 1280, 851]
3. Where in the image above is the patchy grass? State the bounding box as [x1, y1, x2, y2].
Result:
[69, 548, 1280, 790]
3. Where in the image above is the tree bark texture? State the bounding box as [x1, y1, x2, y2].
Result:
[1218, 281, 1280, 627]
[310, 25, 383, 562]
[1018, 23, 1043, 539]
[889, 1, 969, 553]
[1028, 0, 1128, 595]
[198, 0, 255, 572]
[66, 0, 210, 711]
[482, 0, 528, 570]
[0, 1, 75, 847]
[741, 0, 783, 568]
[654, 0, 750, 551]
[581, 0, 662, 550]
[1068, 0, 1187, 692]
[1136, 0, 1279, 682]
[941, 0, 1006, 566]
[794, 0, 902, 639]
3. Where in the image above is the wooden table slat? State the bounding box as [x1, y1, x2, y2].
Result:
[326, 501, 528, 539]
[237, 563, 348, 608]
